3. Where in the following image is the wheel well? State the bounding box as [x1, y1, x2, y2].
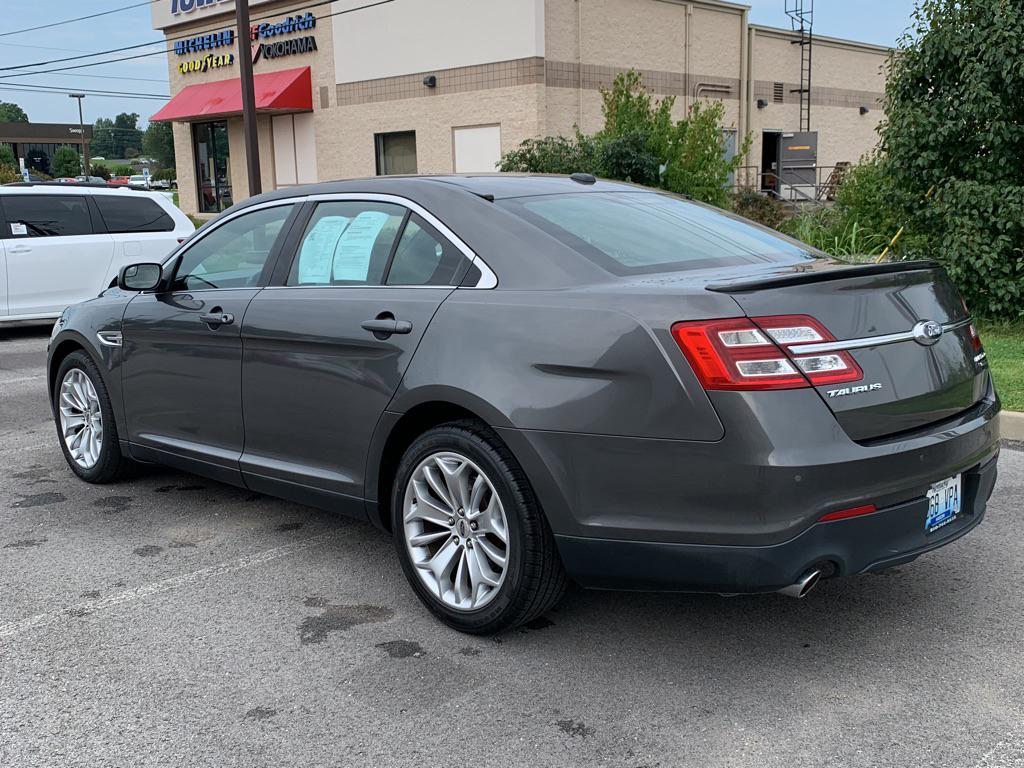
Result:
[375, 402, 490, 532]
[48, 339, 87, 400]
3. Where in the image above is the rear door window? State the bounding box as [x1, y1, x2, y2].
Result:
[94, 196, 175, 233]
[287, 201, 406, 286]
[386, 213, 469, 286]
[498, 192, 816, 275]
[2, 195, 94, 238]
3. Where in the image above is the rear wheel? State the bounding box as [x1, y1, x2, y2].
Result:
[54, 351, 132, 483]
[392, 421, 566, 634]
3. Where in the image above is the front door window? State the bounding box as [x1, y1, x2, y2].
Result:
[193, 121, 232, 214]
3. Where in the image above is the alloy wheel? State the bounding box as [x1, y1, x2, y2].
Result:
[58, 369, 103, 469]
[402, 451, 510, 611]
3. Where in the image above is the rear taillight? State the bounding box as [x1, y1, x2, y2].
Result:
[969, 322, 983, 354]
[671, 314, 863, 391]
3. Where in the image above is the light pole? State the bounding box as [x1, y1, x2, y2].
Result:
[68, 93, 89, 176]
[235, 0, 261, 196]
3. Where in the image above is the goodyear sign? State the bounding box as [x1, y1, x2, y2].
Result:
[178, 52, 235, 75]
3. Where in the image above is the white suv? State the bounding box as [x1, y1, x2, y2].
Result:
[0, 185, 195, 323]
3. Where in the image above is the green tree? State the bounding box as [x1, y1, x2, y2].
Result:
[879, 0, 1024, 317]
[92, 117, 115, 157]
[51, 146, 82, 178]
[143, 121, 175, 168]
[113, 112, 143, 158]
[0, 102, 29, 122]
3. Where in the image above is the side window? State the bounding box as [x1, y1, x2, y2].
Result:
[95, 196, 175, 233]
[2, 195, 93, 238]
[287, 201, 406, 286]
[174, 205, 292, 291]
[386, 213, 469, 286]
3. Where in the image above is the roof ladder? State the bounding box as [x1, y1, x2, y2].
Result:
[785, 0, 814, 132]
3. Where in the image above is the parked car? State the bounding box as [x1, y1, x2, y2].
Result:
[76, 175, 108, 185]
[54, 177, 79, 184]
[150, 178, 171, 190]
[108, 176, 131, 187]
[0, 185, 194, 324]
[128, 175, 150, 191]
[47, 175, 1000, 634]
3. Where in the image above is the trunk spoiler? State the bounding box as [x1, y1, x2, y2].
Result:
[705, 260, 940, 293]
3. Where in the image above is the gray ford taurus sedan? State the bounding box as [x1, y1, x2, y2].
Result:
[46, 174, 1000, 633]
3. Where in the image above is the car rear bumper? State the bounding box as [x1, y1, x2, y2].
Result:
[555, 453, 998, 592]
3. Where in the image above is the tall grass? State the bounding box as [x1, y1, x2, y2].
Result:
[780, 209, 888, 260]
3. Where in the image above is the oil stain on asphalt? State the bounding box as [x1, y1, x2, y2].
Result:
[133, 545, 164, 557]
[556, 719, 595, 738]
[3, 537, 48, 549]
[375, 640, 425, 658]
[11, 492, 65, 508]
[298, 596, 393, 645]
[244, 707, 278, 721]
[93, 496, 132, 512]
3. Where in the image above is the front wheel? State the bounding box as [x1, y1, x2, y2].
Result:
[392, 421, 566, 634]
[53, 351, 132, 483]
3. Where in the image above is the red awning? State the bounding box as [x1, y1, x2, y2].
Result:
[151, 66, 312, 122]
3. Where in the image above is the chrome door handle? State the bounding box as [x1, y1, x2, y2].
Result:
[199, 311, 234, 327]
[361, 318, 413, 337]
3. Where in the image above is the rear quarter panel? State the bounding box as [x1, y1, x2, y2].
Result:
[393, 287, 730, 441]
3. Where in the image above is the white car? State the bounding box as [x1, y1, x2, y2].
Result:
[128, 175, 151, 190]
[0, 185, 194, 323]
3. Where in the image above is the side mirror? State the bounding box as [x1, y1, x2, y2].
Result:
[118, 263, 163, 292]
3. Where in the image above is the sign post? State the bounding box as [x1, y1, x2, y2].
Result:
[235, 0, 262, 197]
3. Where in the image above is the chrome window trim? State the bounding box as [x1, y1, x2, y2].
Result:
[789, 318, 972, 355]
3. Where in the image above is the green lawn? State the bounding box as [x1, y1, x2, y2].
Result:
[977, 321, 1024, 411]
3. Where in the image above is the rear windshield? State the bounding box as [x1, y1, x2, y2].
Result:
[497, 191, 816, 275]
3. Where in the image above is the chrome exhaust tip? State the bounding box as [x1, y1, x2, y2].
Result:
[777, 569, 822, 599]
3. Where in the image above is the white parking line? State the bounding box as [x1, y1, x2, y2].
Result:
[0, 531, 338, 639]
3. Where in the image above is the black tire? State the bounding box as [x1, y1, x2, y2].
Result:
[53, 350, 133, 484]
[391, 420, 567, 634]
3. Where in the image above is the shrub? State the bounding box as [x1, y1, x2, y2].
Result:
[51, 146, 82, 178]
[0, 143, 16, 170]
[113, 164, 134, 176]
[151, 167, 177, 182]
[0, 165, 21, 184]
[729, 189, 790, 230]
[89, 164, 111, 181]
[500, 69, 750, 207]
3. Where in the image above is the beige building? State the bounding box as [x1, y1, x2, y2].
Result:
[152, 0, 890, 217]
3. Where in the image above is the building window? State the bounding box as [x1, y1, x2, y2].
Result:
[453, 124, 501, 173]
[193, 120, 232, 214]
[375, 131, 417, 175]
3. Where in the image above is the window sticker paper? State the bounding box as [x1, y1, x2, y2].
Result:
[297, 215, 350, 284]
[332, 211, 389, 282]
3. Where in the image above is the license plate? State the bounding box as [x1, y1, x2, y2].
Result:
[925, 474, 962, 533]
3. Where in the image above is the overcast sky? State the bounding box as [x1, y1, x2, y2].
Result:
[1, 0, 917, 126]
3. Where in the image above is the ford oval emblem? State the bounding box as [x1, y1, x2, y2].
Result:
[913, 320, 943, 346]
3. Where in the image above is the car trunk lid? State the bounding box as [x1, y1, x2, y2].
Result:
[707, 260, 989, 441]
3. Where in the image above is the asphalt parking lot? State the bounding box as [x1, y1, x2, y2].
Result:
[2, 324, 1023, 768]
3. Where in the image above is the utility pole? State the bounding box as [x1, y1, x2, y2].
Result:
[68, 93, 89, 175]
[235, 0, 262, 196]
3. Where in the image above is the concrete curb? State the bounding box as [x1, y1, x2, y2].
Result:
[1001, 411, 1024, 441]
